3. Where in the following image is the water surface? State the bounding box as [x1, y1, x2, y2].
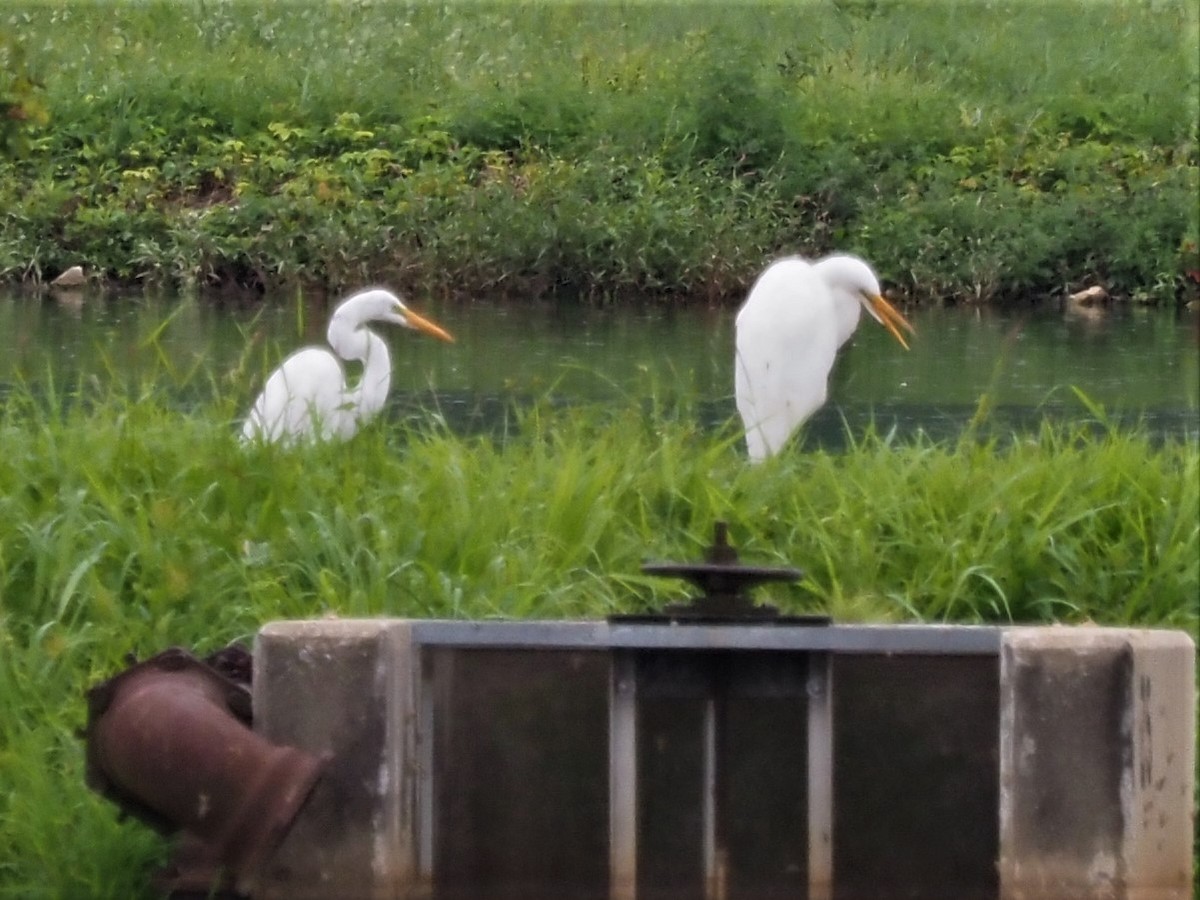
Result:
[2, 288, 1197, 442]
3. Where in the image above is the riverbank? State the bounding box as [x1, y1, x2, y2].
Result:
[2, 1, 1197, 304]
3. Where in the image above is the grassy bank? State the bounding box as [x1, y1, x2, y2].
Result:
[1, 0, 1197, 302]
[0, 375, 1196, 894]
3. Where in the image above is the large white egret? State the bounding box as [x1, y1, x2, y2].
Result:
[241, 288, 454, 444]
[734, 254, 914, 462]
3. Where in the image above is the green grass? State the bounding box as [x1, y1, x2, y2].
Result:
[1, 0, 1196, 300]
[0, 374, 1196, 895]
[0, 2, 1198, 886]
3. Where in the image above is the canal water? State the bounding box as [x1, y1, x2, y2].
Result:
[2, 288, 1197, 445]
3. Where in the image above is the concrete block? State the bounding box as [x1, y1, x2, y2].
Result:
[246, 620, 1195, 900]
[250, 619, 423, 900]
[999, 627, 1196, 900]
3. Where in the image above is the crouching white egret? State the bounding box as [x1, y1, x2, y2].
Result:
[241, 288, 454, 444]
[734, 254, 914, 462]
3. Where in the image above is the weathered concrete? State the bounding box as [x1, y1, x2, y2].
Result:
[249, 620, 1195, 900]
[999, 627, 1196, 900]
[251, 619, 425, 900]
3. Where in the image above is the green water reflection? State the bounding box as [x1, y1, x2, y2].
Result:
[2, 289, 1197, 425]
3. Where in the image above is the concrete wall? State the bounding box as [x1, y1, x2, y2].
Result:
[249, 620, 1195, 900]
[999, 628, 1195, 900]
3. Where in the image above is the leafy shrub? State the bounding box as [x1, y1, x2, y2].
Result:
[0, 0, 1195, 302]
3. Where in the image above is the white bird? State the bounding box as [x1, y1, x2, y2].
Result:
[241, 288, 454, 444]
[734, 254, 914, 462]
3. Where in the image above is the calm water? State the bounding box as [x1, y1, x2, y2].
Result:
[2, 288, 1198, 442]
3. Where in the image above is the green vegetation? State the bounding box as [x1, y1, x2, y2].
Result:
[0, 0, 1197, 302]
[0, 32, 49, 156]
[0, 1, 1197, 892]
[0, 369, 1196, 893]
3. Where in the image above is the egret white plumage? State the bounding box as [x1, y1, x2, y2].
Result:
[241, 288, 454, 444]
[734, 254, 914, 462]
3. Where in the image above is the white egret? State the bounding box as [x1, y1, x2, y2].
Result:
[734, 254, 914, 462]
[241, 288, 454, 444]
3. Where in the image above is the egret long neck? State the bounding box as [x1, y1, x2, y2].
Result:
[328, 317, 392, 420]
[832, 295, 862, 347]
[352, 331, 391, 418]
[812, 257, 866, 347]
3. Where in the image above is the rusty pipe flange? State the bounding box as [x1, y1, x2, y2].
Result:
[84, 647, 325, 885]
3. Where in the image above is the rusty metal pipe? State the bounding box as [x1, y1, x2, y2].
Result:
[85, 648, 324, 884]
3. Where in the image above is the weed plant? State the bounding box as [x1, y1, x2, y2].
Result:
[0, 363, 1196, 894]
[0, 0, 1196, 301]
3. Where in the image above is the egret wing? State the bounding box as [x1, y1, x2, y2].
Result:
[241, 348, 349, 443]
[735, 261, 838, 461]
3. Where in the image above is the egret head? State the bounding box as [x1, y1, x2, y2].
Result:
[335, 289, 455, 343]
[816, 254, 914, 349]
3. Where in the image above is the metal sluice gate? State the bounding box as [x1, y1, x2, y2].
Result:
[83, 524, 1196, 899]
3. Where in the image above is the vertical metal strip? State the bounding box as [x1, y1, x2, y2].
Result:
[610, 651, 638, 900]
[702, 693, 717, 898]
[391, 626, 421, 892]
[807, 651, 833, 900]
[416, 650, 443, 885]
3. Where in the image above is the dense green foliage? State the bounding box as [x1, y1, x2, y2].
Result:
[0, 373, 1196, 893]
[0, 0, 1197, 302]
[0, 1, 1197, 891]
[0, 33, 49, 156]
